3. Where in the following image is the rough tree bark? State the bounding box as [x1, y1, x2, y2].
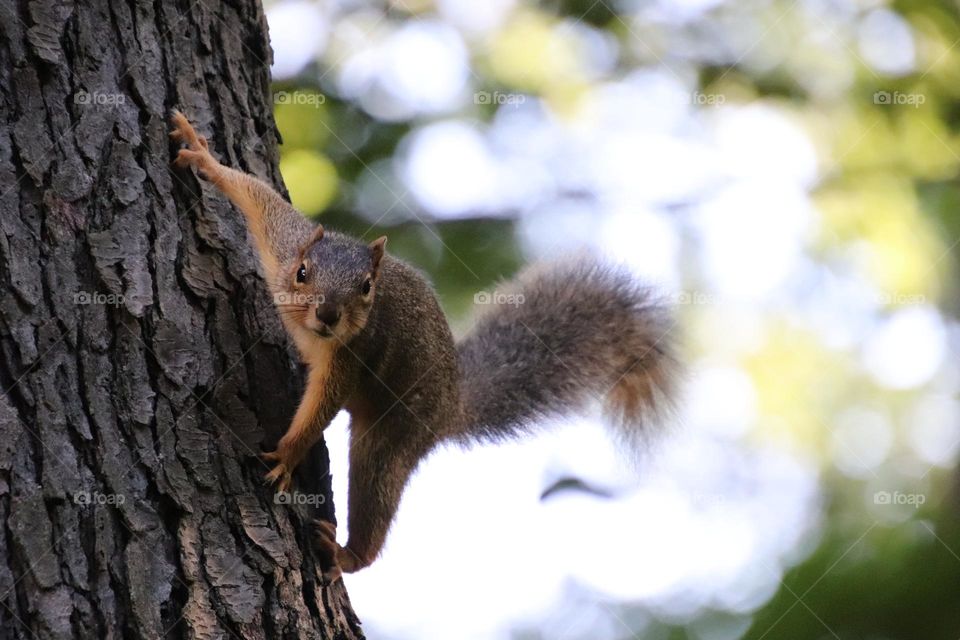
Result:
[0, 1, 363, 638]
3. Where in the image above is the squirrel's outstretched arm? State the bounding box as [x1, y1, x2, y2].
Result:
[170, 111, 311, 285]
[263, 355, 357, 491]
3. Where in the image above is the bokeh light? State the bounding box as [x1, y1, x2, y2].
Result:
[265, 0, 960, 637]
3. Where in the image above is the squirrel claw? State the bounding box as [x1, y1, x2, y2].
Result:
[169, 111, 217, 178]
[311, 518, 339, 556]
[260, 450, 282, 463]
[264, 463, 292, 492]
[169, 111, 200, 147]
[173, 148, 201, 169]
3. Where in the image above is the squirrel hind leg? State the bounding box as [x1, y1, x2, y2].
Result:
[310, 517, 371, 582]
[333, 406, 435, 575]
[312, 518, 344, 584]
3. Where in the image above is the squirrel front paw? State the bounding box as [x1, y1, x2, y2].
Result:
[169, 110, 221, 181]
[261, 450, 294, 492]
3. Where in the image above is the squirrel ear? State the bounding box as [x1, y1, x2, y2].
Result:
[370, 235, 387, 276]
[298, 224, 325, 259]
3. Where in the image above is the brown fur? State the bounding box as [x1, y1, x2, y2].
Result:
[170, 112, 680, 581]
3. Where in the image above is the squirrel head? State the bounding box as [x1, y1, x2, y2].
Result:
[278, 225, 387, 342]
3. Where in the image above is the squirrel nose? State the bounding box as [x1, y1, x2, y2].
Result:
[315, 303, 341, 327]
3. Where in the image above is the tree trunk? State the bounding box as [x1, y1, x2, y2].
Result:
[0, 1, 363, 638]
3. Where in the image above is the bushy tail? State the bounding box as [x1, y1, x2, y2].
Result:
[455, 256, 680, 445]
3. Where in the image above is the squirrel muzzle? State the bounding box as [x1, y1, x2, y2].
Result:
[315, 301, 342, 328]
[304, 300, 343, 338]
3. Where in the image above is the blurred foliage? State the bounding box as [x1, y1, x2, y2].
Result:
[742, 509, 960, 640]
[269, 0, 960, 637]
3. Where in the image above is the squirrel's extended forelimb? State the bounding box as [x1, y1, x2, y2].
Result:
[262, 361, 350, 490]
[171, 111, 679, 583]
[171, 111, 344, 491]
[170, 111, 312, 286]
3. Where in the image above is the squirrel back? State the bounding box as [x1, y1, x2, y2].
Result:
[339, 251, 679, 447]
[455, 256, 679, 446]
[341, 252, 460, 425]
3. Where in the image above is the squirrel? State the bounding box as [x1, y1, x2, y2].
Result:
[169, 111, 679, 582]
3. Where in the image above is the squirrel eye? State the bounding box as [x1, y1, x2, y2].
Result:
[296, 264, 306, 284]
[361, 278, 372, 296]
